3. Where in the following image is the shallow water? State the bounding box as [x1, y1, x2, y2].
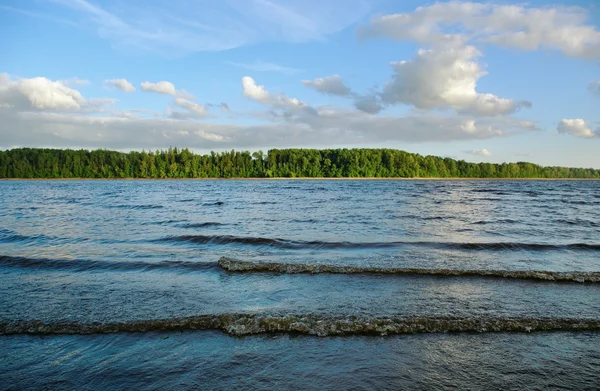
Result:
[1, 179, 599, 389]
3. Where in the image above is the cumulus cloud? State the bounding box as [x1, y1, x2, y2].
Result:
[380, 45, 529, 116]
[140, 80, 195, 99]
[105, 79, 136, 92]
[171, 97, 208, 118]
[466, 148, 491, 157]
[302, 75, 352, 96]
[557, 119, 596, 138]
[360, 2, 600, 59]
[242, 76, 310, 112]
[140, 81, 177, 96]
[0, 73, 85, 110]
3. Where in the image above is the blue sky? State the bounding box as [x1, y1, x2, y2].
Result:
[0, 0, 599, 168]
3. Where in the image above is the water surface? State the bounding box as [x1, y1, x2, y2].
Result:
[1, 179, 599, 389]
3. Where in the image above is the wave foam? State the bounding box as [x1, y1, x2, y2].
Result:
[219, 258, 600, 283]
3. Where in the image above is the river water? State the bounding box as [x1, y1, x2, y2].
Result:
[1, 179, 599, 390]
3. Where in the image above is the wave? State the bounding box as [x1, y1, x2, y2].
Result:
[473, 219, 519, 225]
[399, 215, 446, 221]
[2, 314, 599, 336]
[0, 255, 217, 273]
[5, 254, 598, 283]
[559, 199, 593, 206]
[470, 189, 510, 195]
[155, 234, 600, 251]
[554, 218, 600, 228]
[107, 204, 165, 210]
[218, 258, 600, 283]
[179, 222, 225, 229]
[142, 219, 182, 226]
[0, 230, 126, 246]
[0, 228, 63, 245]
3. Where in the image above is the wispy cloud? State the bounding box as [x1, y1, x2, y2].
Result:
[227, 60, 302, 75]
[0, 4, 82, 28]
[24, 0, 372, 56]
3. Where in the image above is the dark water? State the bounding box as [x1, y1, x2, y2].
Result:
[1, 179, 600, 389]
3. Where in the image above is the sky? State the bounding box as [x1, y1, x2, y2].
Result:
[0, 0, 599, 168]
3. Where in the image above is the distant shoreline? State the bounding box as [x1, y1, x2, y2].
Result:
[2, 177, 599, 181]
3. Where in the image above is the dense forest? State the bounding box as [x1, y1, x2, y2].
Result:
[0, 148, 599, 179]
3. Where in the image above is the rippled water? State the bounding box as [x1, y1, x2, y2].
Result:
[1, 179, 599, 389]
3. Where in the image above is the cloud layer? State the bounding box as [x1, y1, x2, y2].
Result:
[0, 73, 541, 151]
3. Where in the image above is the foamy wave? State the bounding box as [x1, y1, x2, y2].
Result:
[2, 314, 599, 336]
[219, 258, 600, 283]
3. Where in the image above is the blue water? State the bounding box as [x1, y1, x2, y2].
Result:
[1, 179, 599, 389]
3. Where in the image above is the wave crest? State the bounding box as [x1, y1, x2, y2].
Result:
[2, 314, 599, 336]
[218, 258, 600, 283]
[156, 235, 600, 251]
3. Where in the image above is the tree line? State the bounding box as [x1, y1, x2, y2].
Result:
[0, 147, 598, 179]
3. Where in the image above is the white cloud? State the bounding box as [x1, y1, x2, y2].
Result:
[466, 148, 491, 157]
[589, 81, 600, 95]
[302, 75, 352, 96]
[172, 97, 208, 117]
[140, 80, 195, 99]
[0, 73, 85, 110]
[105, 78, 136, 92]
[27, 0, 371, 55]
[227, 60, 302, 75]
[140, 81, 177, 96]
[557, 119, 596, 138]
[242, 76, 308, 110]
[380, 45, 529, 116]
[360, 2, 600, 59]
[242, 77, 270, 103]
